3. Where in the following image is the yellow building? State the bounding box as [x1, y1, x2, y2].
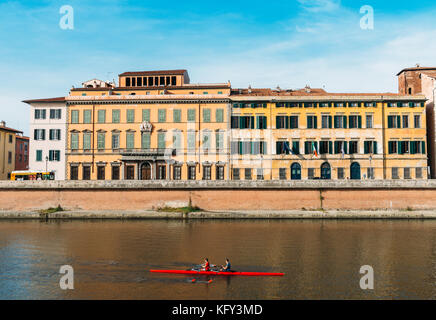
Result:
[230, 88, 428, 180]
[63, 69, 428, 181]
[66, 70, 232, 180]
[0, 121, 22, 180]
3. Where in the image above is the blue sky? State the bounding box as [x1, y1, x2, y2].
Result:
[1, 0, 436, 135]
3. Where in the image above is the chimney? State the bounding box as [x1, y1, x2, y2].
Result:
[0, 121, 5, 127]
[248, 85, 252, 94]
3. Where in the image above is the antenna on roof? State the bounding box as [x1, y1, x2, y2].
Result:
[248, 85, 252, 94]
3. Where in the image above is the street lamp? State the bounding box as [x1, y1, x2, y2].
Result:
[45, 156, 48, 174]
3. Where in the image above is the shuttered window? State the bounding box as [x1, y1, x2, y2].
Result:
[173, 109, 181, 123]
[126, 132, 135, 149]
[83, 133, 91, 150]
[158, 109, 166, 123]
[203, 109, 211, 123]
[83, 110, 92, 124]
[158, 132, 166, 149]
[188, 109, 196, 122]
[112, 110, 120, 123]
[97, 133, 105, 150]
[71, 110, 79, 124]
[127, 110, 135, 123]
[142, 109, 150, 122]
[71, 133, 79, 150]
[216, 109, 224, 123]
[97, 110, 106, 123]
[141, 133, 150, 149]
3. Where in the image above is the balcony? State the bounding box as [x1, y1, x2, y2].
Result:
[120, 148, 175, 161]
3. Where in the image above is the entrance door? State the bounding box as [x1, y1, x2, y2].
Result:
[291, 163, 302, 180]
[321, 162, 331, 180]
[141, 163, 152, 180]
[351, 162, 361, 180]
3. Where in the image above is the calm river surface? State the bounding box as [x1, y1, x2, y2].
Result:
[1, 219, 436, 300]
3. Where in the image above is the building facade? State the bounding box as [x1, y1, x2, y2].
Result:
[23, 68, 429, 181]
[0, 121, 23, 180]
[15, 135, 29, 171]
[23, 97, 67, 180]
[397, 66, 436, 178]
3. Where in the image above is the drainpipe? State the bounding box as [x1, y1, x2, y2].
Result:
[381, 97, 386, 179]
[92, 102, 95, 175]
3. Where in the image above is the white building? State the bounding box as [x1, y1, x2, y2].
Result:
[23, 97, 67, 180]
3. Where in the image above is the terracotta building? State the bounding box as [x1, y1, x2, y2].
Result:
[15, 135, 29, 171]
[397, 65, 436, 178]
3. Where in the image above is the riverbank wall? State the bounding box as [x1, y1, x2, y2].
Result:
[0, 180, 435, 218]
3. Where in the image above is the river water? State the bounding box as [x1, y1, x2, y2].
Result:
[1, 219, 436, 300]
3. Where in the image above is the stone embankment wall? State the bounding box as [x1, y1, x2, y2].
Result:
[0, 180, 435, 212]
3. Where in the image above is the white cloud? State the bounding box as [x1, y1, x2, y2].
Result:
[297, 0, 341, 13]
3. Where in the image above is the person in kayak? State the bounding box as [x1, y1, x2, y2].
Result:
[220, 258, 231, 272]
[201, 258, 212, 271]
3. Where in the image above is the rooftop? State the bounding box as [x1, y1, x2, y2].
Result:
[22, 97, 66, 104]
[397, 66, 436, 76]
[119, 70, 188, 76]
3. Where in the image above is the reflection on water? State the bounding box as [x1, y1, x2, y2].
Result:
[1, 219, 436, 299]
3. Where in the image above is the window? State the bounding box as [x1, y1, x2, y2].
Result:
[173, 109, 181, 123]
[188, 109, 196, 122]
[276, 116, 289, 129]
[256, 169, 264, 180]
[388, 141, 398, 154]
[126, 77, 131, 86]
[404, 168, 411, 179]
[36, 150, 43, 162]
[141, 132, 150, 149]
[203, 166, 211, 180]
[188, 166, 196, 180]
[157, 165, 166, 180]
[364, 141, 377, 154]
[112, 166, 120, 180]
[290, 116, 299, 129]
[348, 115, 361, 129]
[9, 135, 13, 143]
[48, 150, 60, 162]
[349, 141, 358, 154]
[70, 166, 79, 180]
[319, 141, 332, 155]
[83, 110, 92, 124]
[307, 116, 317, 129]
[399, 141, 410, 154]
[97, 166, 105, 180]
[49, 129, 61, 141]
[83, 133, 91, 150]
[392, 167, 399, 179]
[337, 168, 345, 179]
[203, 109, 211, 123]
[8, 151, 12, 164]
[216, 132, 224, 151]
[97, 110, 106, 123]
[70, 133, 79, 150]
[216, 166, 225, 180]
[276, 141, 291, 155]
[410, 141, 426, 154]
[83, 166, 91, 180]
[279, 168, 287, 180]
[402, 115, 409, 128]
[292, 141, 300, 155]
[232, 141, 266, 155]
[216, 109, 224, 123]
[231, 116, 255, 129]
[112, 110, 120, 123]
[366, 115, 373, 128]
[126, 132, 135, 149]
[173, 166, 181, 180]
[388, 115, 401, 128]
[256, 116, 267, 129]
[142, 109, 150, 122]
[158, 109, 166, 122]
[188, 132, 196, 151]
[321, 115, 332, 129]
[158, 132, 166, 149]
[34, 129, 45, 141]
[173, 132, 182, 151]
[416, 167, 423, 179]
[112, 133, 120, 149]
[244, 168, 252, 180]
[127, 110, 135, 123]
[97, 133, 105, 150]
[35, 109, 46, 119]
[50, 109, 62, 119]
[414, 115, 421, 128]
[202, 132, 211, 151]
[232, 168, 240, 180]
[304, 141, 318, 155]
[334, 116, 346, 129]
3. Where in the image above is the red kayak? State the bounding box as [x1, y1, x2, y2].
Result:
[150, 270, 284, 277]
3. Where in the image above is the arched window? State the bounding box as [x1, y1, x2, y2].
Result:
[350, 162, 361, 180]
[291, 163, 302, 180]
[321, 162, 331, 180]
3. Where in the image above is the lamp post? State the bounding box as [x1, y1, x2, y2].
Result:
[45, 156, 48, 174]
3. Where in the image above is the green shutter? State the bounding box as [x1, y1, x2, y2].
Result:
[358, 116, 362, 128]
[158, 109, 166, 123]
[142, 109, 150, 122]
[307, 116, 312, 129]
[71, 110, 79, 124]
[216, 109, 224, 123]
[84, 110, 91, 124]
[397, 116, 401, 128]
[173, 109, 181, 123]
[98, 110, 106, 123]
[158, 132, 166, 149]
[188, 109, 196, 122]
[188, 133, 195, 150]
[83, 133, 91, 150]
[343, 116, 347, 129]
[71, 133, 79, 150]
[329, 116, 332, 129]
[112, 110, 120, 123]
[314, 116, 317, 129]
[364, 141, 369, 154]
[97, 133, 105, 150]
[422, 141, 426, 154]
[329, 141, 333, 154]
[373, 141, 377, 154]
[141, 133, 150, 149]
[126, 133, 134, 149]
[203, 109, 211, 123]
[127, 110, 135, 123]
